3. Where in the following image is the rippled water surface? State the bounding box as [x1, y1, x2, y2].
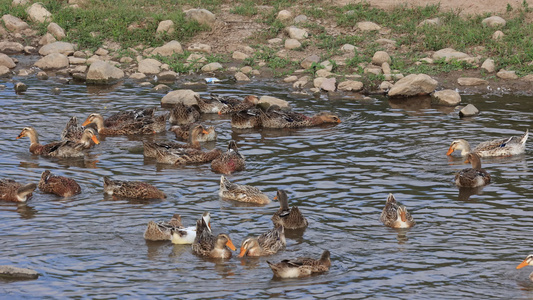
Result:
[1, 72, 533, 299]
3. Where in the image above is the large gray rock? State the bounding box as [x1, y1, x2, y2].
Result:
[432, 48, 470, 62]
[26, 3, 52, 23]
[151, 40, 183, 56]
[0, 53, 16, 68]
[34, 53, 69, 69]
[320, 77, 336, 92]
[286, 26, 308, 40]
[157, 70, 177, 82]
[372, 51, 391, 65]
[2, 14, 29, 32]
[161, 89, 199, 106]
[47, 23, 66, 40]
[184, 9, 216, 28]
[0, 265, 39, 280]
[259, 96, 290, 108]
[138, 58, 162, 74]
[86, 61, 124, 84]
[0, 41, 24, 53]
[234, 72, 250, 81]
[482, 16, 506, 27]
[388, 74, 438, 97]
[497, 69, 518, 79]
[285, 39, 301, 50]
[39, 42, 75, 56]
[457, 77, 488, 86]
[0, 66, 11, 77]
[432, 89, 461, 106]
[459, 104, 479, 118]
[481, 59, 495, 73]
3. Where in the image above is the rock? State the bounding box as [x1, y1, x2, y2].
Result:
[94, 48, 108, 56]
[341, 44, 356, 53]
[23, 46, 37, 54]
[188, 43, 211, 53]
[18, 69, 31, 76]
[432, 48, 470, 62]
[286, 26, 308, 40]
[2, 14, 29, 32]
[379, 81, 394, 91]
[496, 69, 518, 79]
[0, 265, 39, 280]
[120, 57, 133, 64]
[151, 84, 171, 93]
[39, 33, 57, 46]
[459, 104, 479, 118]
[376, 38, 397, 48]
[522, 74, 533, 82]
[284, 75, 298, 83]
[457, 77, 488, 86]
[138, 58, 162, 75]
[47, 23, 66, 40]
[301, 54, 320, 69]
[12, 0, 30, 6]
[184, 9, 216, 28]
[364, 66, 382, 75]
[68, 57, 86, 65]
[492, 30, 504, 40]
[481, 59, 495, 73]
[277, 10, 292, 21]
[232, 51, 249, 60]
[259, 95, 290, 108]
[419, 58, 434, 64]
[338, 80, 364, 92]
[36, 71, 48, 80]
[161, 89, 199, 106]
[294, 15, 307, 23]
[388, 74, 438, 97]
[51, 87, 61, 95]
[39, 42, 75, 56]
[357, 21, 381, 31]
[0, 41, 24, 53]
[320, 77, 336, 92]
[14, 82, 27, 92]
[156, 20, 175, 34]
[432, 89, 461, 106]
[234, 72, 250, 81]
[34, 53, 69, 69]
[186, 53, 207, 64]
[316, 69, 333, 77]
[201, 62, 222, 72]
[372, 51, 391, 65]
[268, 38, 282, 45]
[284, 39, 301, 50]
[157, 70, 177, 82]
[313, 77, 325, 89]
[482, 16, 506, 27]
[240, 66, 252, 74]
[152, 40, 183, 56]
[86, 60, 125, 84]
[129, 72, 147, 80]
[293, 76, 309, 89]
[0, 66, 10, 77]
[0, 53, 16, 68]
[26, 3, 52, 23]
[320, 60, 333, 72]
[382, 62, 391, 75]
[418, 17, 441, 27]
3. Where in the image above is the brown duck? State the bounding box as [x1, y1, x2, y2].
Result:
[143, 124, 213, 158]
[210, 140, 245, 175]
[267, 250, 331, 278]
[195, 95, 228, 114]
[169, 103, 200, 125]
[38, 170, 81, 197]
[271, 189, 308, 230]
[0, 179, 37, 202]
[261, 107, 341, 129]
[169, 124, 217, 142]
[218, 175, 270, 205]
[17, 127, 99, 158]
[455, 153, 491, 188]
[239, 226, 286, 257]
[191, 214, 236, 259]
[380, 193, 415, 228]
[216, 95, 260, 115]
[82, 113, 167, 135]
[143, 213, 184, 241]
[103, 176, 166, 200]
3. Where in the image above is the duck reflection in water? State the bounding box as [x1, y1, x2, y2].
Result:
[457, 186, 485, 202]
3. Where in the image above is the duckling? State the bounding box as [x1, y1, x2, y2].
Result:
[103, 176, 166, 200]
[238, 226, 286, 257]
[38, 170, 81, 197]
[143, 124, 210, 158]
[170, 212, 212, 245]
[271, 189, 308, 230]
[267, 250, 331, 278]
[169, 123, 217, 142]
[218, 175, 270, 205]
[169, 103, 201, 125]
[211, 140, 245, 175]
[517, 254, 533, 281]
[380, 193, 415, 228]
[191, 214, 236, 259]
[82, 113, 167, 135]
[447, 130, 528, 157]
[17, 127, 99, 158]
[0, 179, 37, 202]
[455, 153, 491, 188]
[144, 213, 184, 241]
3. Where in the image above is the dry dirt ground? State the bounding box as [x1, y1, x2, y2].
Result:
[188, 0, 533, 95]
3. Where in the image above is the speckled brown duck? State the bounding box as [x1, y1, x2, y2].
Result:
[17, 127, 99, 158]
[195, 95, 228, 114]
[91, 107, 156, 128]
[210, 140, 245, 175]
[218, 175, 269, 205]
[103, 176, 166, 200]
[170, 212, 211, 245]
[61, 116, 89, 142]
[143, 124, 211, 158]
[216, 95, 260, 115]
[169, 103, 201, 125]
[0, 179, 37, 202]
[260, 107, 341, 129]
[239, 225, 286, 257]
[271, 189, 308, 230]
[267, 250, 331, 278]
[169, 123, 217, 142]
[380, 193, 415, 229]
[447, 129, 528, 157]
[82, 112, 167, 135]
[230, 108, 263, 129]
[191, 213, 236, 259]
[38, 170, 81, 197]
[152, 146, 222, 165]
[143, 213, 184, 241]
[455, 153, 491, 188]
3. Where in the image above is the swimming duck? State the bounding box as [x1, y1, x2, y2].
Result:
[103, 176, 167, 200]
[191, 214, 236, 259]
[218, 175, 270, 205]
[38, 170, 81, 197]
[455, 153, 491, 188]
[169, 123, 217, 142]
[143, 213, 184, 241]
[143, 124, 211, 158]
[447, 130, 528, 157]
[271, 189, 308, 230]
[0, 179, 37, 202]
[230, 108, 263, 129]
[169, 103, 201, 125]
[267, 250, 331, 278]
[82, 113, 167, 135]
[96, 107, 157, 128]
[196, 95, 228, 114]
[17, 127, 99, 157]
[261, 107, 341, 129]
[61, 116, 90, 142]
[211, 140, 245, 174]
[170, 212, 212, 245]
[517, 255, 533, 281]
[380, 193, 415, 228]
[216, 95, 260, 115]
[239, 226, 286, 257]
[152, 146, 223, 165]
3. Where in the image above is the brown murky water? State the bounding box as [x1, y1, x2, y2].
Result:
[1, 73, 533, 298]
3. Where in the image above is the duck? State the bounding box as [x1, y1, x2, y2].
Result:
[191, 214, 236, 259]
[17, 127, 100, 158]
[196, 95, 228, 114]
[152, 146, 222, 165]
[95, 107, 157, 128]
[143, 213, 184, 241]
[261, 107, 341, 129]
[82, 113, 167, 135]
[216, 95, 260, 115]
[230, 108, 263, 129]
[103, 176, 167, 200]
[267, 250, 331, 278]
[0, 179, 37, 202]
[169, 123, 217, 142]
[170, 212, 212, 245]
[218, 175, 270, 205]
[455, 153, 491, 188]
[517, 254, 533, 281]
[238, 226, 286, 257]
[380, 193, 415, 228]
[271, 189, 308, 230]
[61, 116, 90, 142]
[143, 124, 211, 158]
[211, 140, 245, 174]
[38, 170, 81, 197]
[447, 130, 528, 157]
[169, 103, 201, 125]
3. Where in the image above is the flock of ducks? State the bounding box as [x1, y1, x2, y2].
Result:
[2, 91, 531, 279]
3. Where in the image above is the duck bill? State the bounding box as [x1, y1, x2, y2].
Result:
[337, 119, 341, 123]
[82, 117, 91, 126]
[16, 132, 24, 139]
[517, 259, 529, 269]
[202, 129, 209, 135]
[217, 110, 223, 115]
[238, 247, 247, 257]
[91, 135, 100, 144]
[464, 158, 470, 164]
[226, 239, 237, 251]
[273, 196, 278, 200]
[446, 145, 455, 156]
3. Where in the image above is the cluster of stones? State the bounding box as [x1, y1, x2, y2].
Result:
[1, 2, 533, 119]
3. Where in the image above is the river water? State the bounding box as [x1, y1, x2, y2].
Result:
[1, 71, 532, 299]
